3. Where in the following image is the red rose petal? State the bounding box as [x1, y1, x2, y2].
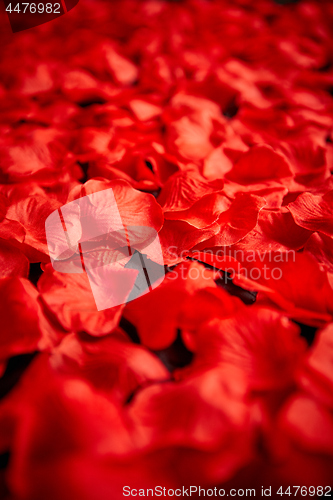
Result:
[157, 169, 224, 212]
[68, 179, 164, 233]
[38, 264, 124, 336]
[0, 240, 29, 278]
[50, 331, 170, 404]
[305, 232, 333, 275]
[288, 191, 333, 237]
[226, 145, 292, 185]
[124, 261, 223, 350]
[179, 308, 306, 391]
[234, 252, 333, 327]
[199, 193, 266, 248]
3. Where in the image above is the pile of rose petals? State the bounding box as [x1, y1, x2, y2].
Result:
[0, 0, 333, 498]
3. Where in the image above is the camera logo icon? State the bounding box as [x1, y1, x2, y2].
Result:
[45, 188, 165, 311]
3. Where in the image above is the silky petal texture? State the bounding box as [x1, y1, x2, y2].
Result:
[234, 253, 333, 327]
[6, 195, 62, 261]
[87, 147, 172, 192]
[0, 218, 26, 246]
[159, 219, 217, 265]
[88, 160, 163, 192]
[68, 179, 164, 233]
[178, 308, 306, 391]
[166, 116, 214, 161]
[72, 127, 115, 159]
[279, 140, 329, 184]
[45, 203, 82, 263]
[257, 209, 313, 250]
[44, 183, 165, 312]
[199, 193, 266, 248]
[164, 94, 224, 162]
[0, 179, 74, 207]
[226, 145, 292, 184]
[38, 264, 124, 336]
[0, 127, 75, 183]
[85, 261, 139, 311]
[157, 169, 224, 212]
[164, 192, 231, 228]
[216, 208, 313, 257]
[160, 194, 265, 265]
[305, 232, 333, 275]
[223, 179, 288, 210]
[0, 193, 7, 221]
[288, 191, 333, 237]
[0, 240, 29, 278]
